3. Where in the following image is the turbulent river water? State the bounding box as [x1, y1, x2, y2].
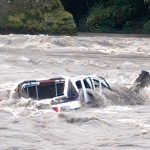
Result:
[0, 33, 150, 150]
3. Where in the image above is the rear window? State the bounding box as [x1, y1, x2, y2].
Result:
[21, 80, 65, 100]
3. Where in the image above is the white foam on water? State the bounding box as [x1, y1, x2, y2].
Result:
[140, 86, 150, 103]
[0, 34, 149, 149]
[117, 118, 150, 129]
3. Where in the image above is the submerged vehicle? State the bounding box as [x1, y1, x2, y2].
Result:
[14, 75, 111, 112]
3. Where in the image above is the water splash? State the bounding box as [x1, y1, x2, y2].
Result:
[0, 34, 150, 149]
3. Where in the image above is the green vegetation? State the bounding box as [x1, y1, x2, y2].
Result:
[0, 0, 76, 34]
[0, 0, 149, 34]
[144, 19, 150, 32]
[62, 0, 150, 34]
[79, 0, 149, 33]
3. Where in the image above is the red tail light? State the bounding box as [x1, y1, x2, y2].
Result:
[53, 107, 59, 112]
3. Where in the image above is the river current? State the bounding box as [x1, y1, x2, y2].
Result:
[0, 33, 150, 150]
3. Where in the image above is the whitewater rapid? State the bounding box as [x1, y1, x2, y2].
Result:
[0, 33, 150, 149]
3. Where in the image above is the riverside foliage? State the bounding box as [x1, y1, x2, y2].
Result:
[0, 0, 76, 34]
[62, 0, 150, 33]
[0, 0, 149, 34]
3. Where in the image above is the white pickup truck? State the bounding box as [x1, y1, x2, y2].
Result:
[14, 75, 111, 112]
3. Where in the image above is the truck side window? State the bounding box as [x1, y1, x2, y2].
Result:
[93, 79, 100, 88]
[23, 85, 37, 99]
[83, 79, 91, 89]
[68, 81, 78, 99]
[76, 81, 82, 89]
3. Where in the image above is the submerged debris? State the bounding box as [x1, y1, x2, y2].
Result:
[131, 70, 150, 93]
[130, 70, 150, 102]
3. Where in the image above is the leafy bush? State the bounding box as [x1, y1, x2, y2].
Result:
[144, 19, 150, 33]
[0, 0, 149, 34]
[78, 0, 148, 33]
[83, 3, 114, 32]
[123, 20, 143, 33]
[0, 0, 76, 34]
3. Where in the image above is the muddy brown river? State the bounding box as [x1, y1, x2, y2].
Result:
[0, 33, 150, 150]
